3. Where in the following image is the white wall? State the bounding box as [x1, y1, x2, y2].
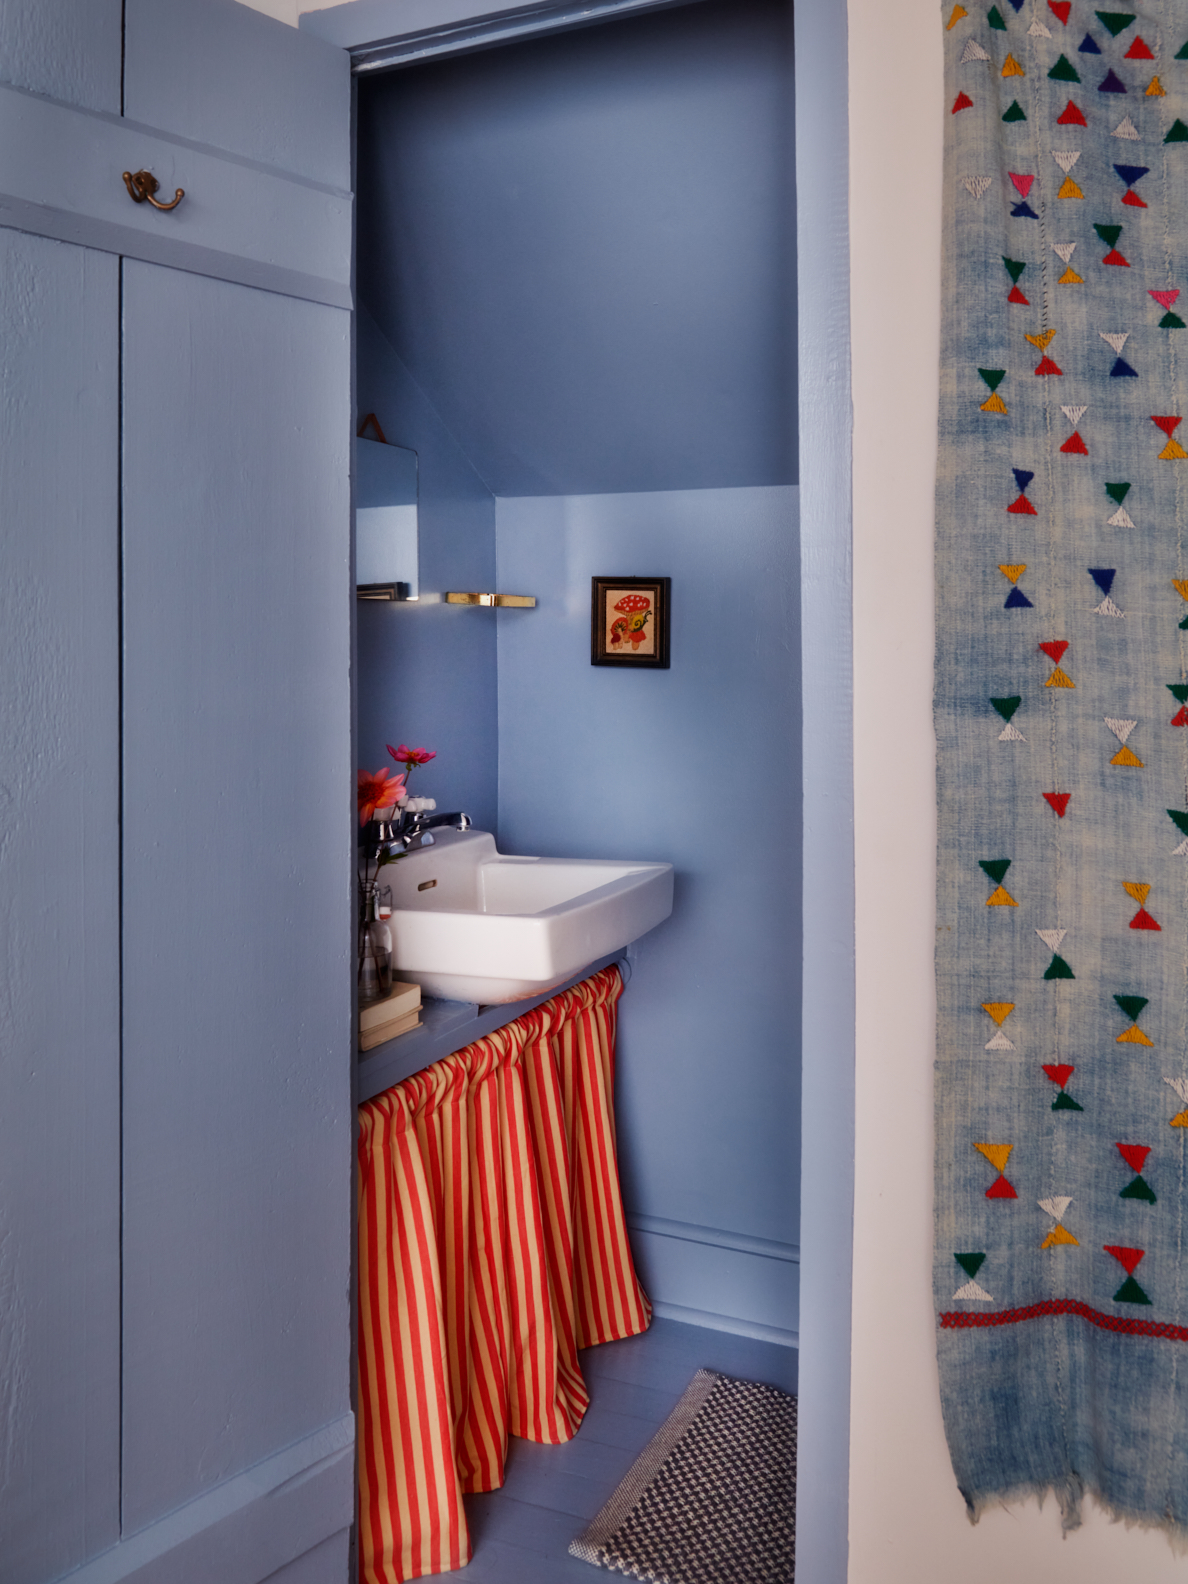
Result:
[847, 1, 1188, 1578]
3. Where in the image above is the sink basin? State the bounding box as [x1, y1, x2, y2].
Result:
[383, 828, 674, 1004]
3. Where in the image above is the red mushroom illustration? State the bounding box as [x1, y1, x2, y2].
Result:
[613, 592, 652, 649]
[609, 616, 629, 647]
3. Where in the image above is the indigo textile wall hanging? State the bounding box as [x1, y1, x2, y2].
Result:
[935, 0, 1188, 1537]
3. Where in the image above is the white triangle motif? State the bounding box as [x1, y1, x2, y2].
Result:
[1173, 836, 1188, 856]
[1113, 115, 1141, 140]
[960, 38, 991, 62]
[1165, 1076, 1188, 1105]
[1094, 596, 1125, 618]
[1100, 332, 1130, 354]
[998, 722, 1026, 741]
[1105, 716, 1137, 744]
[1039, 1196, 1073, 1221]
[952, 1279, 993, 1302]
[1036, 928, 1067, 951]
[962, 175, 993, 199]
[1052, 150, 1081, 174]
[1108, 505, 1136, 528]
[1061, 405, 1087, 426]
[985, 1029, 1015, 1051]
[1029, 18, 1052, 36]
[1052, 242, 1078, 263]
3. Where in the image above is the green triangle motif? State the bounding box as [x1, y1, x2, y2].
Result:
[1095, 10, 1136, 36]
[1045, 954, 1075, 980]
[1095, 223, 1123, 247]
[1161, 312, 1188, 329]
[1003, 101, 1027, 122]
[1114, 1275, 1152, 1305]
[955, 1252, 986, 1278]
[988, 4, 1007, 26]
[1180, 614, 1188, 629]
[1105, 481, 1131, 504]
[1002, 258, 1027, 283]
[1114, 993, 1149, 1020]
[979, 367, 1007, 391]
[1167, 120, 1188, 144]
[979, 858, 1011, 883]
[992, 695, 1022, 722]
[1049, 54, 1081, 82]
[1167, 810, 1188, 837]
[1168, 684, 1188, 703]
[1053, 1091, 1084, 1111]
[1177, 38, 1188, 61]
[1121, 1175, 1157, 1203]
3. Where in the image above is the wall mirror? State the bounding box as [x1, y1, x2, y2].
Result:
[356, 437, 419, 600]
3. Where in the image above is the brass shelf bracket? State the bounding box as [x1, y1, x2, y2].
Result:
[445, 592, 536, 608]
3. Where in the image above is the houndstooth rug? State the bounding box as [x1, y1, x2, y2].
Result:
[569, 1369, 796, 1583]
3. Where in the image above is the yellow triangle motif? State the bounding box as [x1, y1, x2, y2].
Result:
[1058, 266, 1084, 285]
[1173, 580, 1188, 602]
[1057, 176, 1085, 200]
[946, 2, 968, 25]
[1160, 439, 1188, 460]
[1147, 75, 1166, 96]
[1026, 330, 1057, 350]
[982, 1002, 1015, 1026]
[1172, 1108, 1188, 1128]
[981, 392, 1009, 414]
[974, 1142, 1013, 1173]
[1046, 666, 1075, 689]
[1002, 53, 1025, 77]
[1122, 882, 1151, 905]
[1118, 1023, 1155, 1046]
[1111, 744, 1144, 766]
[1041, 1223, 1080, 1249]
[986, 885, 1018, 907]
[998, 564, 1026, 585]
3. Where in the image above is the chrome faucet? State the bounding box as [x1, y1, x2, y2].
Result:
[377, 805, 471, 854]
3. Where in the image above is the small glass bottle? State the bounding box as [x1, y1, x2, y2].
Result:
[358, 880, 392, 1004]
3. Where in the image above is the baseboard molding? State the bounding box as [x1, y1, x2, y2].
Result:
[626, 1217, 799, 1341]
[61, 1414, 355, 1584]
[650, 1299, 799, 1350]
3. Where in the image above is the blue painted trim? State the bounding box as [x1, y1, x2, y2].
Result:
[793, 0, 854, 1580]
[627, 1213, 799, 1266]
[56, 1414, 355, 1584]
[647, 1301, 798, 1351]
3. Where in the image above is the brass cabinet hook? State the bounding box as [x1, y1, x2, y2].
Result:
[122, 169, 184, 211]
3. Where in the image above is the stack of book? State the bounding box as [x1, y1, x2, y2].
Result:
[359, 979, 422, 1051]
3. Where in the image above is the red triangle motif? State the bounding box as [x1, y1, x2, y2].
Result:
[1152, 415, 1183, 437]
[1043, 1064, 1076, 1088]
[1172, 706, 1188, 726]
[1125, 36, 1155, 59]
[953, 91, 974, 113]
[1009, 173, 1035, 198]
[1008, 494, 1038, 515]
[1131, 907, 1162, 931]
[986, 1174, 1018, 1200]
[1040, 640, 1069, 663]
[1060, 431, 1089, 454]
[1105, 1244, 1145, 1276]
[1122, 191, 1149, 208]
[1008, 285, 1030, 304]
[1035, 355, 1064, 376]
[1103, 249, 1131, 266]
[1151, 290, 1181, 310]
[1117, 1143, 1151, 1173]
[1057, 98, 1087, 125]
[1044, 792, 1072, 816]
[1049, 0, 1071, 22]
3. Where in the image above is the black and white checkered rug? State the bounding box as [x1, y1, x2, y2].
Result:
[569, 1369, 797, 1584]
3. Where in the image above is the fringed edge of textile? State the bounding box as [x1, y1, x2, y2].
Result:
[962, 1476, 1188, 1553]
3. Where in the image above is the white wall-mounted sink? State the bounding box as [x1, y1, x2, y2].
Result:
[383, 828, 674, 1004]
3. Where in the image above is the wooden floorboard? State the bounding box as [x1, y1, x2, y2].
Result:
[458, 1316, 798, 1580]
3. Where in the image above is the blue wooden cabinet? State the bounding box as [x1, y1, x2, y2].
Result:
[0, 4, 355, 1580]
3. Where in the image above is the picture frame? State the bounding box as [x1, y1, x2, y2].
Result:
[591, 577, 671, 668]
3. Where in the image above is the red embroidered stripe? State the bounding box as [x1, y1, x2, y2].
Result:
[939, 1298, 1188, 1342]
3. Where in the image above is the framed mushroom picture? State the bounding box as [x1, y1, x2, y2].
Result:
[591, 577, 670, 668]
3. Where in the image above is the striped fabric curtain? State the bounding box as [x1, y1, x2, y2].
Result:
[357, 964, 652, 1583]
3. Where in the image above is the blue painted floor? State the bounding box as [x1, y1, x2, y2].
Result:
[458, 1317, 798, 1581]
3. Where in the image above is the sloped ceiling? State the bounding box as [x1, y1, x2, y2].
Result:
[356, 0, 796, 497]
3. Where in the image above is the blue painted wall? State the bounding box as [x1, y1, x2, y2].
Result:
[495, 489, 801, 1333]
[356, 0, 797, 496]
[356, 306, 499, 832]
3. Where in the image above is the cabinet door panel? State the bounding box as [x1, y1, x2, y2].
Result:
[120, 261, 352, 1533]
[0, 228, 120, 1584]
[0, 0, 121, 112]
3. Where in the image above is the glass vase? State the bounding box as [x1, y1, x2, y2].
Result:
[358, 880, 392, 1004]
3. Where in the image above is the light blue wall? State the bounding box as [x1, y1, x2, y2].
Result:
[356, 305, 499, 831]
[495, 487, 801, 1336]
[356, 0, 796, 496]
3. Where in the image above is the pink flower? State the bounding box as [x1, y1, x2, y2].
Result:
[388, 743, 436, 766]
[358, 768, 406, 826]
